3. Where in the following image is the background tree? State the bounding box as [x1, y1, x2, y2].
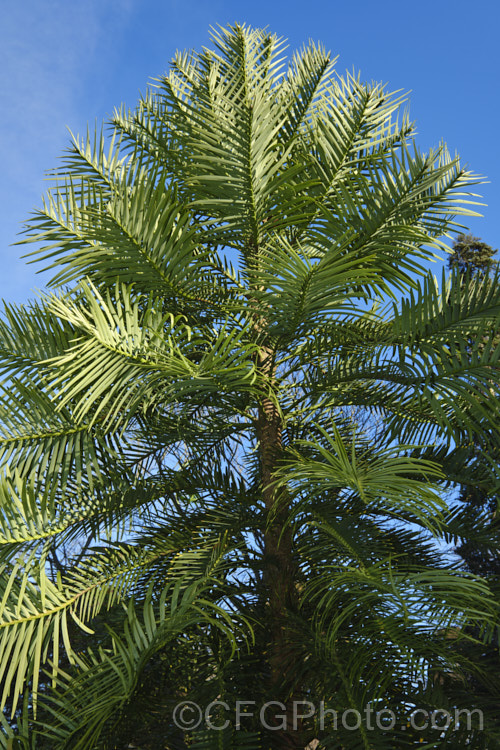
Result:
[443, 234, 500, 732]
[1, 24, 500, 750]
[447, 234, 500, 575]
[448, 234, 498, 278]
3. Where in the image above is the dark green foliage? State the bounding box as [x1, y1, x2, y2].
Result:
[449, 234, 500, 575]
[448, 234, 498, 278]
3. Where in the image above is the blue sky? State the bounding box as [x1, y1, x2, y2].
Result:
[1, 0, 499, 303]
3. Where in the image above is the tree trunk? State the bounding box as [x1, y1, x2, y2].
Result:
[256, 345, 303, 749]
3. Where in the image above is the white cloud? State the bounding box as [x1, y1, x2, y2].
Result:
[0, 0, 134, 299]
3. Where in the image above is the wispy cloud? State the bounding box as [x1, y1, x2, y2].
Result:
[0, 0, 133, 299]
[2, 2, 100, 189]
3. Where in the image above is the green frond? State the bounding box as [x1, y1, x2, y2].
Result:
[43, 282, 257, 430]
[276, 423, 446, 533]
[0, 379, 118, 493]
[29, 580, 249, 750]
[23, 170, 227, 312]
[0, 298, 77, 384]
[247, 237, 381, 339]
[393, 267, 500, 344]
[277, 40, 337, 146]
[0, 469, 169, 557]
[0, 525, 236, 717]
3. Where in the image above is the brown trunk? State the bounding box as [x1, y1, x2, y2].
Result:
[256, 345, 303, 749]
